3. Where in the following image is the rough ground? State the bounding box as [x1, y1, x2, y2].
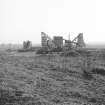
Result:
[0, 50, 105, 105]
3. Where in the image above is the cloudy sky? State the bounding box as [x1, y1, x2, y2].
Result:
[0, 0, 105, 44]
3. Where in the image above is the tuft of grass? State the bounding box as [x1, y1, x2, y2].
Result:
[92, 68, 105, 76]
[88, 97, 97, 103]
[82, 70, 93, 80]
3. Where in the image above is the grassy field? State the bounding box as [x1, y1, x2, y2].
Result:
[0, 49, 105, 105]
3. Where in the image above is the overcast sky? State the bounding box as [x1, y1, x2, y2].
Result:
[0, 0, 105, 44]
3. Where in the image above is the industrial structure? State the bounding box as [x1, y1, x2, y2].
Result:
[18, 40, 34, 52]
[23, 41, 32, 49]
[77, 33, 85, 47]
[53, 36, 63, 48]
[41, 32, 85, 48]
[41, 32, 48, 48]
[36, 32, 85, 54]
[17, 32, 85, 53]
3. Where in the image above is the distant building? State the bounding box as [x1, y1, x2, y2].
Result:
[53, 36, 63, 48]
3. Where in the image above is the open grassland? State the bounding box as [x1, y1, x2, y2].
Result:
[0, 50, 105, 105]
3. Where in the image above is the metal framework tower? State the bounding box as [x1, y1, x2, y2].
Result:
[77, 33, 85, 48]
